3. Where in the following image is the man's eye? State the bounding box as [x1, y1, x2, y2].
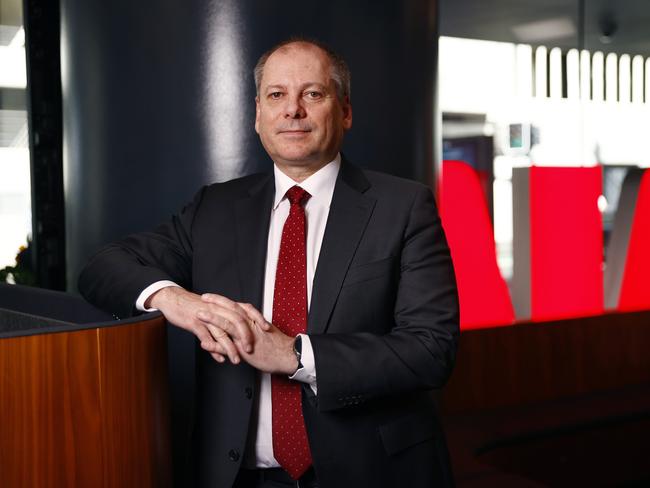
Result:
[269, 92, 283, 99]
[305, 91, 323, 99]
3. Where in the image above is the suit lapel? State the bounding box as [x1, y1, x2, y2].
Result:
[308, 162, 376, 334]
[234, 174, 274, 310]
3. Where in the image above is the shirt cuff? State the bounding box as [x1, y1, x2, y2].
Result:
[135, 280, 181, 311]
[288, 334, 317, 395]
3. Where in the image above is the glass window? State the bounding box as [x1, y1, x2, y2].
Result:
[0, 0, 31, 275]
[439, 0, 650, 319]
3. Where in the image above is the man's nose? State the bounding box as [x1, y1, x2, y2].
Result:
[284, 94, 306, 119]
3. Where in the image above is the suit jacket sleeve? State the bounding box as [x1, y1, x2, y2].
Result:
[308, 186, 460, 412]
[78, 186, 206, 318]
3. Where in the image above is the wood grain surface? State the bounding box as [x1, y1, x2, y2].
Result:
[442, 310, 650, 413]
[0, 316, 171, 487]
[441, 311, 650, 486]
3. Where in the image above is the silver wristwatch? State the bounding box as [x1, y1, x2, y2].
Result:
[293, 335, 303, 369]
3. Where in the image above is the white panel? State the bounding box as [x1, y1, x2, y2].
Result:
[632, 55, 644, 104]
[645, 58, 650, 104]
[549, 47, 563, 99]
[566, 49, 580, 100]
[535, 46, 548, 98]
[606, 52, 618, 102]
[515, 44, 533, 98]
[438, 36, 517, 115]
[592, 51, 604, 102]
[619, 54, 631, 103]
[580, 50, 591, 100]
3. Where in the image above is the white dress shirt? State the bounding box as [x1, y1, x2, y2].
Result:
[136, 154, 341, 468]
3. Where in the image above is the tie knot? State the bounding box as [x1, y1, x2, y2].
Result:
[285, 185, 310, 206]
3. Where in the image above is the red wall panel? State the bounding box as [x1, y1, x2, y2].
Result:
[529, 166, 603, 320]
[440, 160, 514, 329]
[618, 169, 650, 311]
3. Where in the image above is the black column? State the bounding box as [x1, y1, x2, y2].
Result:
[62, 0, 438, 284]
[24, 0, 66, 290]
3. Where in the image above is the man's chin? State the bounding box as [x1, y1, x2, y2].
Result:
[274, 150, 319, 165]
[273, 152, 334, 170]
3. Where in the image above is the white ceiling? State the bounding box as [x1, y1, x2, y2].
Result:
[440, 0, 650, 58]
[0, 0, 23, 27]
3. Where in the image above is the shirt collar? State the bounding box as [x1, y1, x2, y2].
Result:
[272, 153, 341, 210]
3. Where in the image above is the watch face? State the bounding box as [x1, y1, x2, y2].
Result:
[293, 336, 303, 370]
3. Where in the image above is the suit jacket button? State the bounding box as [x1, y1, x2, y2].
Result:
[245, 387, 253, 399]
[228, 449, 240, 462]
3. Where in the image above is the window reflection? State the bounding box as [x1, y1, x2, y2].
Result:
[0, 3, 31, 270]
[440, 35, 650, 315]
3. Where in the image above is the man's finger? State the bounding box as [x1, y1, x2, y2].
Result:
[201, 293, 248, 317]
[200, 339, 227, 355]
[210, 352, 226, 363]
[196, 308, 254, 353]
[201, 340, 228, 362]
[201, 294, 253, 330]
[239, 302, 272, 331]
[191, 322, 218, 345]
[193, 325, 228, 363]
[204, 323, 240, 364]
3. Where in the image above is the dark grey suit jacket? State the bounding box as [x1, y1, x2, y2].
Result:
[79, 160, 459, 488]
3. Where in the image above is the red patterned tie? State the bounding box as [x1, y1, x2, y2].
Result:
[271, 185, 313, 479]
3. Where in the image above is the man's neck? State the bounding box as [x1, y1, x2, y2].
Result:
[274, 155, 338, 183]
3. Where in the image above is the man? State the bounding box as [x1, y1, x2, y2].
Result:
[79, 38, 459, 488]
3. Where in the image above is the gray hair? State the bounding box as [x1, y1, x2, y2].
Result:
[253, 37, 351, 102]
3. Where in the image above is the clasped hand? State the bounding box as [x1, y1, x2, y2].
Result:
[148, 287, 298, 374]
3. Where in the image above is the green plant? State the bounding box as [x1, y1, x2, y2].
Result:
[0, 241, 37, 286]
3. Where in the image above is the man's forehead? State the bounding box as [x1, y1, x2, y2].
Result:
[273, 41, 327, 58]
[264, 43, 330, 74]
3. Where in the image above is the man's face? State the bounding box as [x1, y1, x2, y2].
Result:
[255, 43, 352, 174]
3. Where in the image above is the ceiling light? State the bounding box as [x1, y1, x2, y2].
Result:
[512, 17, 576, 43]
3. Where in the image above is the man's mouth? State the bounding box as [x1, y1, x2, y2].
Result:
[277, 127, 311, 135]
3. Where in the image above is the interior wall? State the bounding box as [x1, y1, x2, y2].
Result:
[62, 0, 438, 287]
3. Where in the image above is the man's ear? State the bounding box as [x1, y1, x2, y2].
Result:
[254, 97, 261, 134]
[342, 96, 352, 130]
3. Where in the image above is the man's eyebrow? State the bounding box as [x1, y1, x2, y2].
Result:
[264, 84, 286, 92]
[263, 82, 328, 92]
[300, 82, 327, 90]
